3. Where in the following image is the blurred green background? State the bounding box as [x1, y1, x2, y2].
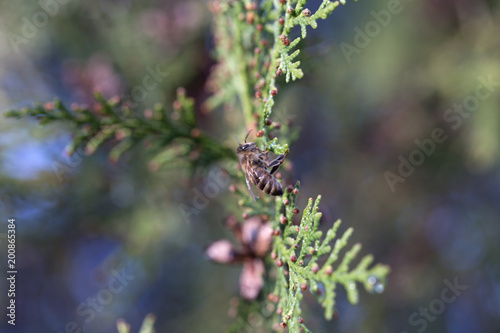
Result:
[1, 0, 500, 332]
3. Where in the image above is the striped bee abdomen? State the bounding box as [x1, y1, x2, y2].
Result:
[253, 168, 283, 196]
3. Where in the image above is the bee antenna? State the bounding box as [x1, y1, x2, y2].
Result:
[244, 129, 253, 143]
[235, 135, 241, 145]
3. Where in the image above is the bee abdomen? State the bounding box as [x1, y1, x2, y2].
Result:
[269, 182, 283, 196]
[256, 174, 283, 196]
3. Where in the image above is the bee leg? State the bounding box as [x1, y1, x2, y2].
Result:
[259, 151, 269, 161]
[267, 153, 287, 175]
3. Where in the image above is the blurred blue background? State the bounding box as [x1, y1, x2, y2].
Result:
[1, 0, 500, 332]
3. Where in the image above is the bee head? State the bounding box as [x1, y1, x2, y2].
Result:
[235, 130, 256, 153]
[236, 142, 257, 153]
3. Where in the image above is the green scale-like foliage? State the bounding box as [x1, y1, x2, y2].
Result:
[272, 186, 389, 332]
[261, 0, 354, 128]
[279, 0, 341, 83]
[6, 91, 234, 173]
[5, 1, 388, 332]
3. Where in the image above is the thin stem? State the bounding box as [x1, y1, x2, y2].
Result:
[231, 17, 255, 129]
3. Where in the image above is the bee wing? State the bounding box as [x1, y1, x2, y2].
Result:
[244, 176, 257, 202]
[243, 157, 259, 202]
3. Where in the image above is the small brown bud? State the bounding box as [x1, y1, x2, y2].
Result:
[173, 100, 182, 110]
[286, 315, 291, 320]
[293, 188, 299, 195]
[302, 8, 311, 17]
[273, 122, 281, 129]
[191, 128, 201, 138]
[299, 260, 304, 265]
[283, 198, 289, 205]
[279, 0, 286, 4]
[228, 307, 237, 318]
[261, 39, 268, 47]
[176, 87, 186, 96]
[299, 318, 304, 324]
[273, 229, 281, 236]
[287, 185, 294, 193]
[279, 34, 286, 41]
[279, 17, 285, 25]
[256, 129, 265, 137]
[255, 81, 263, 90]
[115, 129, 127, 141]
[283, 37, 290, 46]
[287, 7, 294, 15]
[271, 88, 278, 96]
[325, 266, 333, 276]
[265, 119, 272, 126]
[276, 259, 283, 267]
[280, 322, 287, 328]
[290, 255, 297, 263]
[301, 283, 307, 291]
[280, 216, 288, 224]
[268, 293, 275, 302]
[255, 91, 262, 99]
[311, 265, 319, 274]
[293, 208, 300, 215]
[225, 214, 238, 228]
[144, 109, 154, 119]
[271, 252, 277, 259]
[276, 68, 283, 76]
[310, 248, 315, 254]
[246, 12, 255, 24]
[93, 103, 103, 114]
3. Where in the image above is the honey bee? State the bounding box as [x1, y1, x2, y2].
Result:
[236, 131, 288, 201]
